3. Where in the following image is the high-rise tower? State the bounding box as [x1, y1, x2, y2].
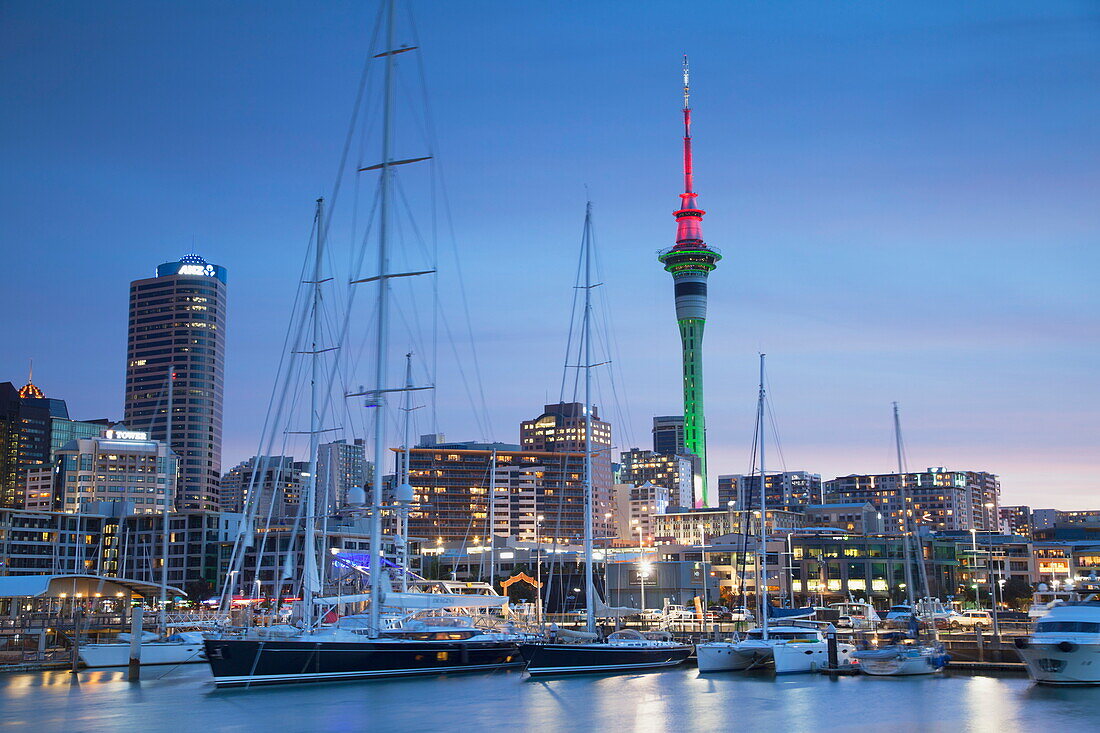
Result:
[657, 57, 721, 506]
[124, 254, 227, 512]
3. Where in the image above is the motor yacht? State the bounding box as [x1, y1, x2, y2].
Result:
[1015, 602, 1100, 685]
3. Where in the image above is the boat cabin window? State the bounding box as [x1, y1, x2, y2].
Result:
[747, 630, 817, 640]
[1035, 621, 1100, 634]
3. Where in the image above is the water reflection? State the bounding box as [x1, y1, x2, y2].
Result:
[2, 666, 1099, 732]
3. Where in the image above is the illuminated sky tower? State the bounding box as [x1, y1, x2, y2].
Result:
[658, 56, 721, 506]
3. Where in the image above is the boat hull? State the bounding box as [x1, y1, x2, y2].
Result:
[79, 641, 206, 668]
[203, 637, 523, 687]
[1017, 642, 1100, 686]
[696, 642, 759, 672]
[856, 651, 940, 676]
[772, 642, 855, 675]
[520, 643, 692, 676]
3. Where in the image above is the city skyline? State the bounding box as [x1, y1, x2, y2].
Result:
[2, 1, 1097, 510]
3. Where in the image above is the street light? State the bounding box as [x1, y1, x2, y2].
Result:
[970, 528, 981, 611]
[639, 561, 652, 623]
[983, 502, 1000, 636]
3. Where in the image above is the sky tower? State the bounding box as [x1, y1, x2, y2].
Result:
[658, 56, 721, 506]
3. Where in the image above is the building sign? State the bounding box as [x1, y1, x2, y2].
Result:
[628, 568, 657, 586]
[105, 429, 148, 441]
[178, 264, 217, 277]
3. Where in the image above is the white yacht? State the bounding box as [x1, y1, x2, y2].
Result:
[1028, 583, 1080, 619]
[1015, 602, 1100, 685]
[831, 601, 881, 630]
[80, 630, 207, 668]
[698, 626, 855, 674]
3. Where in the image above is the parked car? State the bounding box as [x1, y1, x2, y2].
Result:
[663, 605, 695, 620]
[950, 610, 993, 629]
[706, 606, 732, 620]
[729, 606, 755, 622]
[996, 611, 1030, 623]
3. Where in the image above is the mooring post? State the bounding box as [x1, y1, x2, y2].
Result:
[127, 605, 143, 681]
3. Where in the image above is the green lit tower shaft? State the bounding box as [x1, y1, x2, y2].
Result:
[658, 56, 721, 506]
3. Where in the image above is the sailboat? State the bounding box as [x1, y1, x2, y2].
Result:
[697, 356, 855, 675]
[853, 403, 948, 676]
[519, 203, 693, 677]
[80, 366, 207, 668]
[203, 0, 522, 686]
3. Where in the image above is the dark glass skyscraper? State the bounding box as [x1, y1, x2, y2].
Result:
[124, 254, 227, 512]
[0, 378, 69, 508]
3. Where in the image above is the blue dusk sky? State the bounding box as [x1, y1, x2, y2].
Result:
[1, 1, 1097, 509]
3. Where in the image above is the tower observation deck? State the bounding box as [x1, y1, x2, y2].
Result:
[657, 56, 721, 506]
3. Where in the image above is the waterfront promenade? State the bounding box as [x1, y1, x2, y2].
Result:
[2, 665, 1098, 732]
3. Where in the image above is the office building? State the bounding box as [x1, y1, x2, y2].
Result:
[520, 401, 614, 529]
[619, 448, 694, 509]
[124, 253, 228, 512]
[802, 503, 884, 534]
[0, 507, 110, 575]
[52, 429, 178, 514]
[654, 506, 806, 546]
[612, 481, 670, 545]
[651, 416, 685, 455]
[718, 471, 823, 511]
[318, 439, 370, 511]
[22, 467, 55, 511]
[49, 418, 111, 460]
[1000, 505, 1032, 536]
[823, 468, 1001, 533]
[405, 437, 615, 544]
[1, 380, 58, 508]
[219, 455, 306, 517]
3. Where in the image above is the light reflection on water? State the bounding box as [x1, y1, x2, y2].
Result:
[1, 666, 1098, 732]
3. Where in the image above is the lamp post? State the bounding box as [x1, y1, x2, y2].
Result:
[970, 528, 981, 611]
[633, 519, 646, 623]
[984, 502, 1000, 636]
[535, 514, 544, 626]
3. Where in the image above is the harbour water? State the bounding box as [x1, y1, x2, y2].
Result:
[1, 666, 1098, 732]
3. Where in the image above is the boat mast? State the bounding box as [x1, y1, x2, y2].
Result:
[582, 202, 596, 636]
[301, 197, 326, 631]
[488, 447, 497, 588]
[399, 352, 414, 593]
[893, 402, 916, 609]
[367, 0, 397, 638]
[757, 354, 768, 641]
[159, 364, 174, 635]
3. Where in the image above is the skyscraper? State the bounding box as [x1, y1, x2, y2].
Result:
[651, 415, 685, 455]
[0, 377, 71, 508]
[318, 439, 370, 512]
[657, 58, 721, 506]
[124, 254, 227, 512]
[519, 402, 615, 539]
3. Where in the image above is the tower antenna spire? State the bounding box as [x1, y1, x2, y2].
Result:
[683, 54, 690, 110]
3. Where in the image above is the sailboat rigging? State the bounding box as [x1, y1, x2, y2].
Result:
[853, 403, 949, 676]
[201, 0, 523, 686]
[697, 355, 856, 675]
[519, 203, 693, 676]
